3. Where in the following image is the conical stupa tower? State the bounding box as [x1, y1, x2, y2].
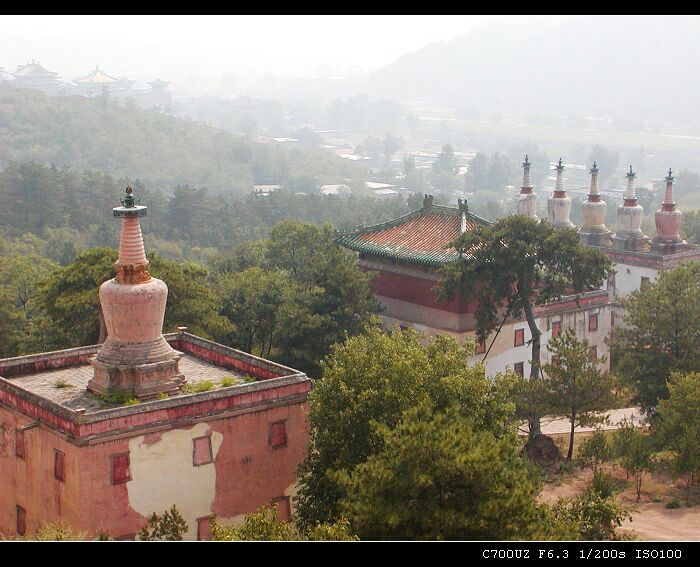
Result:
[517, 155, 539, 220]
[579, 162, 611, 246]
[611, 166, 649, 251]
[651, 168, 686, 253]
[547, 158, 574, 228]
[88, 187, 185, 400]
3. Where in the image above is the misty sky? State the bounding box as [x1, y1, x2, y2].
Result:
[0, 15, 573, 89]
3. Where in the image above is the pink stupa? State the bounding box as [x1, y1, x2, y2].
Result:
[87, 187, 184, 400]
[651, 168, 685, 254]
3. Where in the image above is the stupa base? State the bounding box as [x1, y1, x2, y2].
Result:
[611, 233, 650, 252]
[87, 354, 185, 401]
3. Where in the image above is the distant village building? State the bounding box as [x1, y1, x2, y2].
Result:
[253, 184, 281, 197]
[320, 184, 351, 196]
[0, 188, 310, 540]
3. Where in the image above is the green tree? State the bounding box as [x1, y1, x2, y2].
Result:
[613, 420, 654, 501]
[210, 506, 357, 541]
[542, 329, 618, 460]
[217, 267, 299, 356]
[610, 262, 700, 413]
[295, 323, 515, 527]
[551, 489, 632, 541]
[655, 372, 700, 504]
[578, 429, 613, 476]
[266, 220, 380, 376]
[138, 505, 188, 541]
[337, 403, 564, 540]
[437, 215, 611, 436]
[682, 210, 700, 244]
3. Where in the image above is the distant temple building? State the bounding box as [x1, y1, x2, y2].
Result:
[0, 188, 310, 540]
[336, 193, 611, 377]
[72, 66, 135, 97]
[12, 61, 63, 94]
[6, 61, 171, 109]
[337, 157, 700, 379]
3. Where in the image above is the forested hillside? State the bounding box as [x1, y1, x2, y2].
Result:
[0, 85, 362, 195]
[0, 161, 420, 264]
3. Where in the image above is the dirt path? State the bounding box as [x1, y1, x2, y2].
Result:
[521, 407, 646, 436]
[624, 504, 700, 541]
[539, 466, 700, 540]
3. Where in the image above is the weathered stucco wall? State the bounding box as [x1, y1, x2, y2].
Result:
[0, 397, 309, 540]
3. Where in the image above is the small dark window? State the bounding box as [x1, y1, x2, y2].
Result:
[197, 516, 213, 541]
[114, 533, 136, 541]
[270, 421, 287, 449]
[111, 452, 131, 484]
[193, 436, 214, 466]
[399, 325, 409, 332]
[16, 506, 26, 535]
[272, 496, 291, 522]
[589, 346, 598, 363]
[514, 329, 525, 347]
[54, 450, 65, 482]
[551, 321, 562, 338]
[476, 339, 486, 355]
[551, 354, 560, 366]
[611, 311, 615, 328]
[15, 429, 25, 460]
[641, 276, 650, 288]
[588, 314, 598, 332]
[513, 362, 524, 377]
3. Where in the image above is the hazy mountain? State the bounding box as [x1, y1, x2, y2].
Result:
[369, 15, 700, 128]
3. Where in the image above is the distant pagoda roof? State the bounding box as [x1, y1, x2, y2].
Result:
[74, 67, 128, 84]
[14, 61, 58, 77]
[336, 196, 490, 267]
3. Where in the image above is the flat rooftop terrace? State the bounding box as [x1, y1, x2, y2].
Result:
[3, 353, 250, 413]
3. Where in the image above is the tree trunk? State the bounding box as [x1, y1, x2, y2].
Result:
[523, 301, 542, 438]
[567, 413, 576, 461]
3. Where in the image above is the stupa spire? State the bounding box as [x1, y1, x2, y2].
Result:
[547, 158, 574, 228]
[651, 168, 685, 253]
[579, 161, 611, 246]
[88, 187, 185, 400]
[611, 165, 648, 251]
[517, 155, 539, 220]
[624, 165, 637, 204]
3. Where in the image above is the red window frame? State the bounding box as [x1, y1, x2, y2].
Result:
[272, 496, 292, 522]
[16, 506, 26, 536]
[270, 421, 287, 449]
[111, 452, 131, 484]
[476, 339, 486, 355]
[192, 436, 214, 466]
[15, 429, 25, 460]
[513, 362, 524, 377]
[197, 516, 213, 541]
[54, 450, 65, 482]
[588, 314, 598, 332]
[514, 329, 525, 347]
[551, 321, 562, 338]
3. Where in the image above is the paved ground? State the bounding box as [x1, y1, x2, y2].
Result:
[6, 354, 246, 412]
[519, 406, 647, 436]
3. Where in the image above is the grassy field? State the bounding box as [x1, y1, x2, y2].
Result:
[420, 117, 700, 154]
